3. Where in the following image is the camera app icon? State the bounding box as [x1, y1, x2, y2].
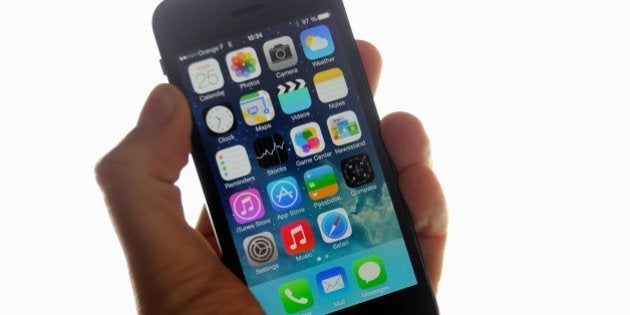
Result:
[263, 36, 299, 71]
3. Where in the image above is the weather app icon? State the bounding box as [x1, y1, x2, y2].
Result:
[300, 24, 335, 60]
[267, 176, 303, 212]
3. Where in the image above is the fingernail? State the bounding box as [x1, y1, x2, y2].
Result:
[138, 85, 177, 126]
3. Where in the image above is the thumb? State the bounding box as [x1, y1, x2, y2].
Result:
[96, 84, 204, 277]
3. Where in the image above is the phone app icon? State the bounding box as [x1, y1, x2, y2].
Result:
[239, 90, 275, 126]
[253, 134, 288, 168]
[314, 67, 348, 103]
[225, 47, 261, 83]
[188, 57, 225, 94]
[277, 79, 312, 114]
[304, 165, 339, 200]
[316, 267, 348, 295]
[341, 154, 375, 188]
[290, 122, 325, 158]
[229, 188, 265, 224]
[280, 220, 315, 255]
[243, 231, 278, 266]
[216, 145, 252, 181]
[317, 208, 352, 243]
[278, 278, 314, 313]
[327, 110, 362, 146]
[263, 36, 299, 71]
[266, 176, 302, 212]
[352, 255, 388, 289]
[300, 24, 335, 60]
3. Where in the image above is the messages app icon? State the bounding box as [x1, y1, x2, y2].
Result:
[300, 24, 335, 60]
[353, 255, 388, 290]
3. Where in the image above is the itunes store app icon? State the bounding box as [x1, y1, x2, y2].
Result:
[229, 188, 265, 224]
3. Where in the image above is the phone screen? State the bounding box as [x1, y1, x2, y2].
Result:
[175, 9, 418, 314]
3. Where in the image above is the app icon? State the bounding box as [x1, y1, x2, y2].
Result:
[205, 105, 236, 135]
[243, 231, 278, 266]
[263, 36, 299, 71]
[239, 90, 275, 126]
[300, 24, 335, 60]
[327, 110, 362, 146]
[277, 79, 312, 114]
[188, 57, 224, 94]
[229, 188, 265, 224]
[278, 279, 314, 313]
[253, 134, 288, 168]
[280, 220, 315, 255]
[266, 176, 302, 212]
[290, 122, 325, 158]
[216, 145, 252, 181]
[225, 47, 261, 82]
[353, 255, 388, 289]
[304, 165, 339, 200]
[341, 154, 375, 188]
[316, 267, 348, 295]
[314, 67, 348, 103]
[317, 208, 352, 243]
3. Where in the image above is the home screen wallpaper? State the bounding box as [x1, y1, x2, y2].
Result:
[177, 9, 417, 314]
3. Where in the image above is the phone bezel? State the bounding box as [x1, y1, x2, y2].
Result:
[153, 0, 439, 313]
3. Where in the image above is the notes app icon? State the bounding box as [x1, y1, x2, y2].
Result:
[229, 188, 265, 224]
[280, 220, 315, 255]
[313, 68, 348, 103]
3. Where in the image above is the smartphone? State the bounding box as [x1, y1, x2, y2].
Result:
[153, 0, 438, 313]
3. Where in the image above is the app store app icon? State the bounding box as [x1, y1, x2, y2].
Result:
[267, 176, 302, 212]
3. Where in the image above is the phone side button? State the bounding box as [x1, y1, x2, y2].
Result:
[159, 59, 167, 76]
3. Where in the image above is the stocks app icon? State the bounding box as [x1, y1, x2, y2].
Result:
[253, 134, 288, 168]
[243, 232, 278, 266]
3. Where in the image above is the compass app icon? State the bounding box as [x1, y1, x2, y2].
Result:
[266, 176, 302, 212]
[317, 208, 352, 243]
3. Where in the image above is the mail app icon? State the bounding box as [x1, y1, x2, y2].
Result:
[316, 266, 348, 295]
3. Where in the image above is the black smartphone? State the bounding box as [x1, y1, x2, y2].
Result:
[153, 0, 438, 313]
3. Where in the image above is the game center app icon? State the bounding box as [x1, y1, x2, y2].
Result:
[229, 188, 265, 224]
[300, 24, 335, 60]
[225, 47, 261, 82]
[243, 231, 278, 266]
[317, 208, 352, 243]
[263, 36, 298, 71]
[327, 110, 362, 146]
[304, 165, 339, 200]
[188, 57, 224, 94]
[239, 90, 275, 126]
[280, 220, 315, 255]
[266, 176, 302, 212]
[278, 279, 314, 313]
[341, 154, 375, 188]
[290, 122, 325, 158]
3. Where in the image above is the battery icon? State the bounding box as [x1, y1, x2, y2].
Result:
[317, 12, 330, 21]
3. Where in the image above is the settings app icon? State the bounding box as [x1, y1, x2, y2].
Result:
[243, 231, 278, 266]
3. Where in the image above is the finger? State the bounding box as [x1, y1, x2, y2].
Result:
[380, 112, 448, 291]
[356, 39, 382, 94]
[196, 206, 222, 257]
[95, 84, 250, 309]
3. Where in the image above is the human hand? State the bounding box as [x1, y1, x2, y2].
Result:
[96, 40, 447, 314]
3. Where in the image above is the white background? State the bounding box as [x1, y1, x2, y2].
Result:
[1, 0, 629, 314]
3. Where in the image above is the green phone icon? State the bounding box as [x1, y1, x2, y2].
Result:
[278, 278, 314, 313]
[352, 254, 388, 289]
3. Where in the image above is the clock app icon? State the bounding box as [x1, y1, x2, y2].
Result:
[205, 105, 236, 135]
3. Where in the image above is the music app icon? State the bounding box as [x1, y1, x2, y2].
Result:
[229, 188, 265, 224]
[280, 220, 315, 255]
